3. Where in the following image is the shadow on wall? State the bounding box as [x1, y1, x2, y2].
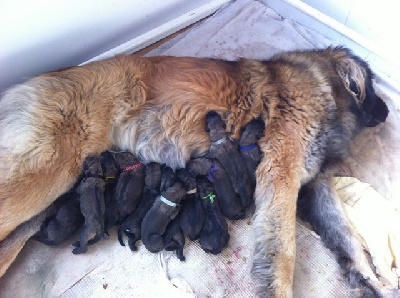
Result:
[0, 0, 224, 93]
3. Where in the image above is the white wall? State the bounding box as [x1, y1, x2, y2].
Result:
[0, 0, 230, 93]
[264, 0, 400, 85]
[2, 0, 398, 93]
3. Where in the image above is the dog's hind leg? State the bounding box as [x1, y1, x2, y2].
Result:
[0, 199, 64, 277]
[297, 170, 397, 297]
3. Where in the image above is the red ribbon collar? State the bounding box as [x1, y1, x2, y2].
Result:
[123, 163, 143, 172]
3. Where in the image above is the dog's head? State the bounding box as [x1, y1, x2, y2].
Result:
[333, 47, 389, 127]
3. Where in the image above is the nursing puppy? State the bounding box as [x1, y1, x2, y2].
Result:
[187, 157, 246, 220]
[197, 176, 230, 254]
[100, 151, 120, 232]
[141, 173, 186, 253]
[0, 48, 392, 296]
[163, 216, 186, 261]
[239, 118, 264, 201]
[205, 111, 253, 209]
[113, 151, 145, 223]
[159, 166, 176, 192]
[176, 168, 205, 240]
[33, 190, 83, 245]
[72, 155, 106, 254]
[118, 162, 161, 250]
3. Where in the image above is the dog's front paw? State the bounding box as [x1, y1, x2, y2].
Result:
[251, 239, 295, 298]
[346, 267, 399, 298]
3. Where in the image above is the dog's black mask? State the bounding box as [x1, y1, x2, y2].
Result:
[361, 83, 389, 127]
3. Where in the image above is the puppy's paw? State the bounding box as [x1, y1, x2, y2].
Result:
[128, 240, 138, 251]
[87, 233, 101, 245]
[125, 232, 139, 251]
[72, 242, 87, 254]
[117, 228, 126, 246]
[103, 232, 110, 240]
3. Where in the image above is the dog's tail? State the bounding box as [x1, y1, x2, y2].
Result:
[0, 201, 61, 277]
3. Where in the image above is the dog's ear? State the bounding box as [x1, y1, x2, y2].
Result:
[335, 54, 367, 107]
[335, 49, 389, 126]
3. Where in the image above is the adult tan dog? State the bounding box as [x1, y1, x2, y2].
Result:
[0, 47, 392, 296]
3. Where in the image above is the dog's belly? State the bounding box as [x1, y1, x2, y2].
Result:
[113, 104, 213, 169]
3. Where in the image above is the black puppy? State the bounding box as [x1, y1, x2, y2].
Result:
[159, 166, 176, 192]
[118, 162, 161, 250]
[141, 170, 186, 253]
[163, 216, 186, 261]
[33, 190, 83, 245]
[113, 151, 145, 223]
[197, 176, 230, 254]
[100, 151, 120, 232]
[239, 118, 265, 191]
[176, 168, 205, 240]
[187, 157, 246, 220]
[205, 111, 253, 209]
[72, 155, 106, 254]
[159, 166, 187, 260]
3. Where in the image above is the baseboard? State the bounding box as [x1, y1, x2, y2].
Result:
[81, 0, 231, 65]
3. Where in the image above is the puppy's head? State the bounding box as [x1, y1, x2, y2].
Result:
[239, 118, 265, 145]
[176, 168, 197, 191]
[333, 47, 389, 127]
[145, 162, 161, 190]
[160, 166, 176, 192]
[83, 155, 102, 175]
[112, 151, 140, 170]
[205, 111, 226, 133]
[100, 151, 118, 177]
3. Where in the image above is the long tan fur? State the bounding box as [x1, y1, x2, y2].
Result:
[0, 48, 393, 296]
